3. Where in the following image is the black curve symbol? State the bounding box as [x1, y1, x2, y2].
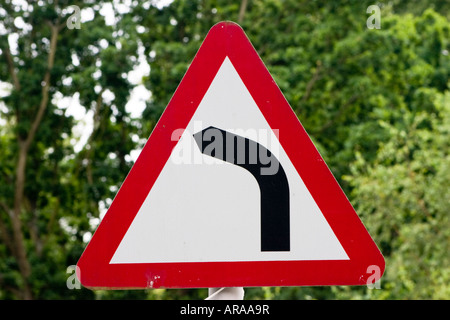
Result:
[193, 126, 290, 252]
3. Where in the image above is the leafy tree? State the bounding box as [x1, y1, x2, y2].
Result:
[342, 90, 450, 299]
[1, 0, 448, 300]
[0, 0, 139, 299]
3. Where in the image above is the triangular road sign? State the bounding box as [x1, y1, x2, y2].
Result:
[77, 21, 385, 289]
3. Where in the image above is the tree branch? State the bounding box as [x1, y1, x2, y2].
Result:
[315, 93, 359, 134]
[0, 202, 16, 255]
[2, 42, 21, 91]
[238, 0, 249, 24]
[11, 21, 60, 300]
[300, 60, 322, 104]
[85, 90, 104, 186]
[24, 23, 59, 149]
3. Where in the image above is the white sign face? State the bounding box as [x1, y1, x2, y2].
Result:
[110, 57, 348, 264]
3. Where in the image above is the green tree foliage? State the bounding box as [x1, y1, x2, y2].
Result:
[344, 91, 450, 299]
[0, 0, 448, 299]
[0, 0, 139, 299]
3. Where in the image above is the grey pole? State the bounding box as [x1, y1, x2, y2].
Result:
[205, 287, 245, 300]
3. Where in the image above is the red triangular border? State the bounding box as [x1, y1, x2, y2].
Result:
[77, 21, 385, 289]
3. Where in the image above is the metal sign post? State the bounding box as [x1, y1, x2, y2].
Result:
[206, 287, 244, 300]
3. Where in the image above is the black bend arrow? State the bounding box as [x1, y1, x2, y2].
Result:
[193, 126, 290, 252]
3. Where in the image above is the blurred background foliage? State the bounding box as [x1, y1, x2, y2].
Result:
[0, 0, 448, 299]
